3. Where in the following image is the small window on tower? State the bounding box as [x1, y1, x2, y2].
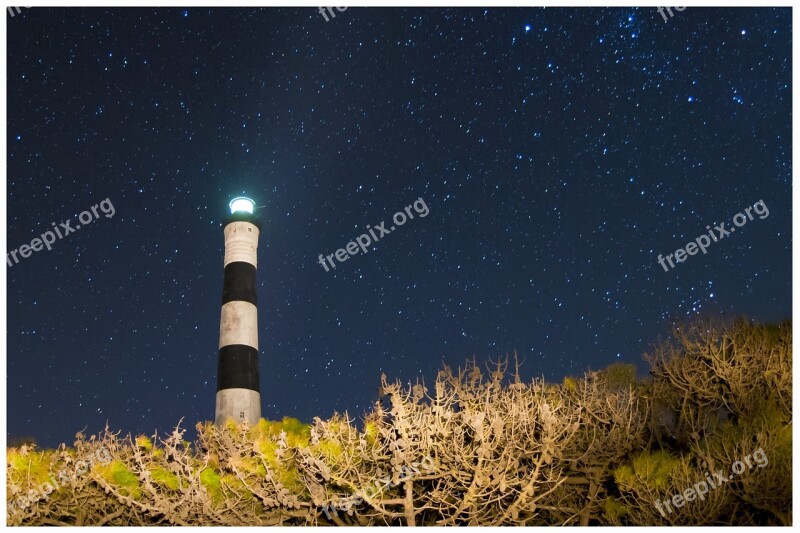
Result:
[240, 411, 245, 419]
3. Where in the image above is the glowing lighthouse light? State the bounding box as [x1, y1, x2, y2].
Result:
[229, 197, 255, 215]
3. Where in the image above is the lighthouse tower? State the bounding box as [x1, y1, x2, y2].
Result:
[215, 197, 262, 426]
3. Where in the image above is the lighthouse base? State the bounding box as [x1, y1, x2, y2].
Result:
[215, 388, 261, 426]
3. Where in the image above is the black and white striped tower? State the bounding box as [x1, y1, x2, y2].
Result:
[216, 196, 262, 426]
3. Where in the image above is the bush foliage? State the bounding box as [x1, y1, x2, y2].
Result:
[7, 318, 791, 525]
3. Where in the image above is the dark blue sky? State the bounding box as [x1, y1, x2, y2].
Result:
[7, 7, 791, 447]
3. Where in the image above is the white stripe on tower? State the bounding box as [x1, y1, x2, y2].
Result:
[219, 301, 259, 349]
[215, 207, 262, 426]
[223, 221, 259, 268]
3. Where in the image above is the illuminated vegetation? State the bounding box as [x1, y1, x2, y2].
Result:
[6, 318, 792, 525]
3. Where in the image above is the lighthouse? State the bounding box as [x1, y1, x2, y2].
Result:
[215, 196, 262, 426]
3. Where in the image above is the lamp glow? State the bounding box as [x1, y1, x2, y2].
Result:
[229, 197, 255, 215]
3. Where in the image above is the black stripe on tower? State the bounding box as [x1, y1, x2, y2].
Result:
[217, 345, 260, 391]
[221, 262, 257, 306]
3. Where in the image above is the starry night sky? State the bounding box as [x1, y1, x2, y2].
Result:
[7, 7, 791, 447]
